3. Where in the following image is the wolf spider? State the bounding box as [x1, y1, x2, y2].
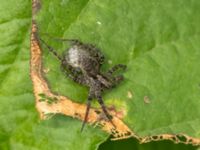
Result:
[39, 36, 126, 131]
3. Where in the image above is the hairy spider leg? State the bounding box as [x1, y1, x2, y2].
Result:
[102, 64, 126, 88]
[60, 63, 87, 85]
[97, 74, 113, 88]
[39, 37, 63, 61]
[96, 95, 116, 128]
[39, 37, 86, 86]
[99, 72, 124, 90]
[52, 38, 81, 46]
[81, 94, 93, 132]
[110, 75, 125, 88]
[63, 70, 87, 85]
[107, 64, 127, 75]
[39, 32, 80, 45]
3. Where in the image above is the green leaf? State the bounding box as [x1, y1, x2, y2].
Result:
[0, 0, 107, 150]
[99, 138, 197, 150]
[38, 93, 46, 98]
[1, 0, 200, 149]
[37, 0, 200, 141]
[38, 98, 46, 102]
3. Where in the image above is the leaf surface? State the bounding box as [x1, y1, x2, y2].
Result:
[0, 0, 107, 150]
[37, 0, 200, 140]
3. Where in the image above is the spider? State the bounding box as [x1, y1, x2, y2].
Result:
[39, 36, 127, 131]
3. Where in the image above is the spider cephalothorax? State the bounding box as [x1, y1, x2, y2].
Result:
[39, 37, 126, 131]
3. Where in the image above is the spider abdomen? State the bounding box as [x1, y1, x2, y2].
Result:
[67, 45, 80, 68]
[65, 44, 100, 76]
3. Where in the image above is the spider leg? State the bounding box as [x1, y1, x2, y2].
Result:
[107, 64, 126, 75]
[99, 73, 124, 90]
[39, 37, 63, 61]
[96, 94, 116, 128]
[60, 65, 87, 85]
[96, 52, 104, 65]
[69, 74, 87, 85]
[112, 75, 124, 86]
[81, 94, 93, 132]
[39, 32, 80, 44]
[52, 38, 81, 46]
[97, 74, 113, 88]
[102, 64, 126, 89]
